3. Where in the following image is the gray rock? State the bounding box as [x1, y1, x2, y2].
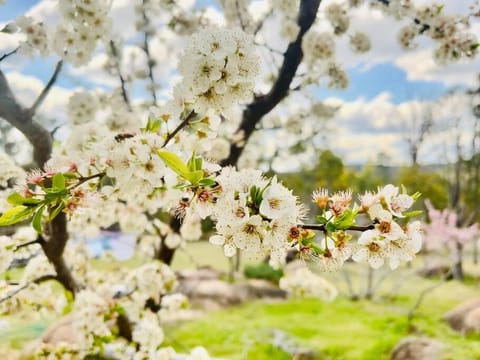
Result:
[444, 298, 480, 332]
[391, 337, 444, 360]
[176, 267, 223, 281]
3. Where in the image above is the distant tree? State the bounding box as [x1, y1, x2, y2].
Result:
[423, 200, 479, 280]
[315, 149, 345, 191]
[398, 166, 450, 210]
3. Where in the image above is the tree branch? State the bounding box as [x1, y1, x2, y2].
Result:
[0, 66, 79, 296]
[29, 60, 63, 116]
[0, 70, 52, 166]
[0, 47, 19, 63]
[41, 213, 80, 295]
[14, 236, 45, 251]
[222, 0, 321, 166]
[109, 40, 131, 110]
[298, 224, 375, 232]
[1, 274, 57, 304]
[140, 2, 158, 106]
[162, 110, 196, 147]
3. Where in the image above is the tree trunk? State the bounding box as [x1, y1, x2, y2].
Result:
[0, 66, 79, 295]
[452, 243, 464, 281]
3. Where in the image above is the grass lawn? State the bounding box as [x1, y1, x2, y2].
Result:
[1, 242, 480, 359]
[164, 262, 480, 360]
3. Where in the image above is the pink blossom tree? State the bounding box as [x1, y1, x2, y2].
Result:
[423, 200, 479, 280]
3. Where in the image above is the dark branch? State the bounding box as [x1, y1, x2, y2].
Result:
[14, 236, 45, 251]
[109, 40, 131, 110]
[0, 47, 19, 63]
[29, 60, 63, 116]
[0, 70, 52, 166]
[162, 110, 196, 147]
[141, 3, 158, 106]
[253, 9, 273, 36]
[69, 172, 106, 191]
[222, 0, 321, 166]
[298, 224, 375, 232]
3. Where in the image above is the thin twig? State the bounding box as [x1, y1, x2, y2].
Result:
[14, 236, 45, 251]
[254, 41, 284, 55]
[0, 275, 57, 304]
[407, 271, 451, 327]
[109, 40, 131, 110]
[253, 9, 273, 36]
[162, 110, 196, 147]
[235, 0, 247, 31]
[29, 61, 63, 116]
[68, 172, 106, 191]
[298, 224, 375, 232]
[141, 2, 158, 106]
[0, 47, 19, 62]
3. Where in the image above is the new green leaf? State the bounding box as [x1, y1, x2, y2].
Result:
[0, 206, 36, 226]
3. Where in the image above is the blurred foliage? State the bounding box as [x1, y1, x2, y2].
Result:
[462, 153, 480, 222]
[397, 166, 450, 210]
[244, 263, 284, 284]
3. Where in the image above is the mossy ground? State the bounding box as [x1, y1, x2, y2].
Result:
[1, 242, 480, 359]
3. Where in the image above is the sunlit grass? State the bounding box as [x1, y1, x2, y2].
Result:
[1, 242, 480, 359]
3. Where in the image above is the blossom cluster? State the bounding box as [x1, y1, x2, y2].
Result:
[301, 184, 422, 271]
[274, 0, 301, 42]
[203, 167, 305, 268]
[374, 1, 479, 63]
[178, 27, 260, 114]
[11, 0, 112, 65]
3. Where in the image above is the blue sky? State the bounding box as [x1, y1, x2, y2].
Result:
[1, 0, 478, 166]
[0, 0, 451, 104]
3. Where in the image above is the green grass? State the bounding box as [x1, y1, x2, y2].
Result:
[165, 291, 480, 359]
[2, 244, 480, 359]
[162, 256, 480, 360]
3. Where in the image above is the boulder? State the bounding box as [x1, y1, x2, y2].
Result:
[177, 269, 287, 309]
[178, 279, 250, 308]
[391, 337, 444, 360]
[417, 264, 452, 279]
[462, 306, 480, 333]
[176, 267, 223, 281]
[443, 298, 480, 332]
[41, 314, 75, 345]
[242, 279, 287, 299]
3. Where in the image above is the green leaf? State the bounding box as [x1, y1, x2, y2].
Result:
[32, 205, 45, 233]
[52, 173, 66, 190]
[144, 117, 161, 132]
[326, 222, 337, 233]
[7, 192, 41, 206]
[198, 178, 217, 187]
[316, 216, 328, 224]
[412, 192, 422, 201]
[195, 157, 203, 171]
[334, 208, 358, 230]
[403, 210, 423, 218]
[44, 188, 68, 202]
[185, 170, 203, 185]
[157, 150, 191, 179]
[0, 206, 36, 226]
[249, 185, 263, 205]
[49, 201, 66, 221]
